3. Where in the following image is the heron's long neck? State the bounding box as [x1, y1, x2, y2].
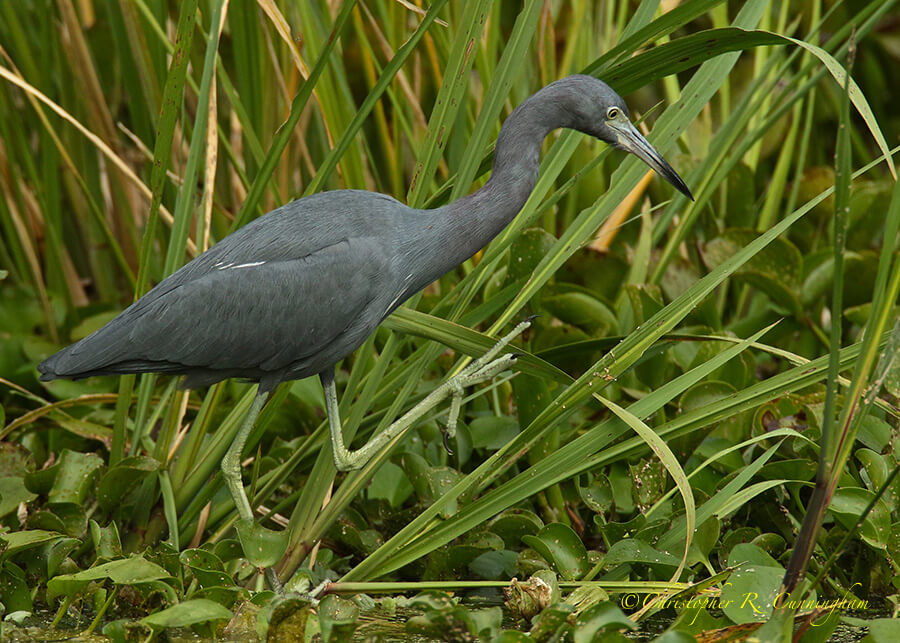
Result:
[411, 98, 558, 284]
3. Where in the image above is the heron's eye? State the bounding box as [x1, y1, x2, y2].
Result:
[607, 106, 620, 120]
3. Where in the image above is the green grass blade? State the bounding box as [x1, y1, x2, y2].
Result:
[407, 0, 492, 207]
[134, 0, 199, 298]
[163, 1, 225, 276]
[303, 0, 450, 196]
[230, 0, 358, 231]
[344, 324, 772, 580]
[450, 0, 542, 201]
[595, 394, 695, 578]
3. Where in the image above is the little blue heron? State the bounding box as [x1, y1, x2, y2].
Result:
[39, 74, 691, 567]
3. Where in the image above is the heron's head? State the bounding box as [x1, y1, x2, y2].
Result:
[549, 75, 693, 200]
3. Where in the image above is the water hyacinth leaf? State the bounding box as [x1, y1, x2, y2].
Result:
[38, 503, 87, 538]
[514, 375, 556, 464]
[623, 283, 664, 328]
[45, 450, 104, 506]
[406, 590, 491, 639]
[43, 537, 80, 578]
[70, 311, 120, 340]
[757, 459, 816, 483]
[234, 519, 289, 568]
[366, 460, 413, 508]
[529, 603, 575, 640]
[0, 476, 36, 518]
[447, 532, 504, 574]
[721, 543, 793, 624]
[629, 459, 668, 507]
[750, 533, 786, 559]
[468, 607, 503, 640]
[139, 598, 233, 631]
[39, 377, 119, 402]
[596, 395, 695, 577]
[409, 591, 455, 611]
[522, 523, 590, 581]
[517, 548, 552, 577]
[690, 438, 745, 475]
[572, 602, 635, 643]
[21, 458, 58, 496]
[542, 292, 618, 335]
[4, 610, 31, 625]
[725, 163, 757, 228]
[603, 539, 681, 569]
[844, 617, 900, 642]
[701, 230, 804, 316]
[214, 539, 245, 564]
[565, 584, 609, 614]
[856, 449, 890, 493]
[97, 456, 160, 511]
[508, 228, 556, 283]
[402, 454, 463, 517]
[608, 464, 637, 515]
[469, 416, 520, 451]
[687, 518, 721, 570]
[180, 549, 234, 588]
[469, 549, 518, 580]
[802, 252, 873, 308]
[578, 475, 613, 514]
[27, 509, 67, 534]
[669, 607, 730, 639]
[146, 542, 182, 580]
[257, 594, 315, 641]
[329, 517, 383, 556]
[0, 562, 32, 612]
[0, 443, 34, 476]
[406, 605, 476, 639]
[318, 594, 360, 643]
[1, 530, 64, 561]
[728, 543, 780, 567]
[855, 416, 892, 453]
[196, 586, 245, 610]
[90, 520, 123, 560]
[47, 556, 172, 602]
[828, 487, 891, 550]
[720, 563, 785, 624]
[679, 381, 737, 414]
[488, 510, 544, 549]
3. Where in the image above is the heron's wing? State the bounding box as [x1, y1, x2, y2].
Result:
[46, 236, 393, 377]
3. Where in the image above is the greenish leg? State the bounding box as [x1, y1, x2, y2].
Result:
[220, 389, 287, 593]
[221, 388, 270, 522]
[323, 320, 530, 471]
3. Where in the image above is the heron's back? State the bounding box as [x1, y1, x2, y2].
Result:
[39, 190, 415, 388]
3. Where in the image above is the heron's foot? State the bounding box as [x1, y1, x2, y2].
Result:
[266, 567, 284, 594]
[440, 423, 455, 455]
[326, 320, 529, 472]
[309, 580, 329, 599]
[442, 320, 530, 444]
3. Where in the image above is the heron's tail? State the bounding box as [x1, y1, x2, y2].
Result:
[38, 342, 111, 381]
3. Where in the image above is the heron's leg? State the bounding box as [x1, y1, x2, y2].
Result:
[221, 388, 270, 522]
[441, 319, 531, 442]
[324, 319, 530, 471]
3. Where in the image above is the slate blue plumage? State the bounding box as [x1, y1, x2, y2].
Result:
[38, 75, 690, 393]
[38, 77, 691, 588]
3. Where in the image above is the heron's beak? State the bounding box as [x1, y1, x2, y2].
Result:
[611, 120, 694, 200]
